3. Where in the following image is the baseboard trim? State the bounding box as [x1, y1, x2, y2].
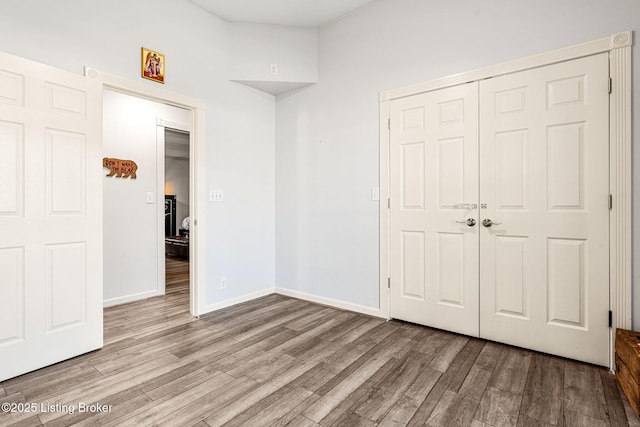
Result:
[275, 287, 384, 319]
[103, 289, 163, 308]
[198, 288, 276, 316]
[107, 284, 384, 320]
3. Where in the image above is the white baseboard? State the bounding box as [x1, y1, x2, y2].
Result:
[107, 284, 384, 321]
[275, 287, 384, 319]
[198, 287, 275, 316]
[103, 289, 163, 308]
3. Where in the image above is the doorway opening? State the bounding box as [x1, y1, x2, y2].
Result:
[92, 66, 206, 317]
[164, 128, 191, 296]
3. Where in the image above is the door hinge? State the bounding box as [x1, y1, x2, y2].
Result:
[609, 310, 613, 328]
[387, 118, 391, 130]
[388, 198, 391, 209]
[609, 78, 613, 94]
[609, 194, 613, 210]
[387, 277, 391, 289]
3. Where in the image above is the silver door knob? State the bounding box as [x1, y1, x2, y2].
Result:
[456, 218, 476, 227]
[482, 218, 501, 227]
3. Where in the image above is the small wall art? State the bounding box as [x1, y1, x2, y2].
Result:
[142, 47, 165, 84]
[103, 157, 138, 179]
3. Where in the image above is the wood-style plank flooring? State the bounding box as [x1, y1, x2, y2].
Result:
[165, 257, 190, 294]
[1, 282, 639, 426]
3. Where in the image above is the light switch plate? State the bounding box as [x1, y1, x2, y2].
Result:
[209, 190, 224, 202]
[371, 187, 380, 201]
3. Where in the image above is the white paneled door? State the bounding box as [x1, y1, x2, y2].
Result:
[389, 53, 610, 366]
[389, 82, 480, 337]
[479, 53, 610, 366]
[0, 51, 103, 381]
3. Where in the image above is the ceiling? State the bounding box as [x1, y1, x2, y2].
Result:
[187, 0, 377, 27]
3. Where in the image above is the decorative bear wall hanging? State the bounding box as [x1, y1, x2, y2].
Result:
[103, 157, 138, 179]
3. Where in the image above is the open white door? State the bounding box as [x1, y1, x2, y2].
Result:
[0, 51, 103, 381]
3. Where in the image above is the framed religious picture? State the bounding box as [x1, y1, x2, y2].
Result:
[141, 47, 165, 83]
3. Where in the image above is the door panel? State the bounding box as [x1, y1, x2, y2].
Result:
[0, 51, 102, 381]
[0, 121, 23, 215]
[389, 82, 479, 337]
[495, 130, 528, 210]
[0, 247, 24, 345]
[494, 235, 527, 318]
[47, 242, 87, 331]
[479, 53, 609, 366]
[47, 129, 87, 214]
[437, 232, 465, 306]
[400, 231, 425, 300]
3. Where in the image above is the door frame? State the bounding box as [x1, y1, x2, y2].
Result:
[85, 67, 208, 317]
[379, 30, 633, 371]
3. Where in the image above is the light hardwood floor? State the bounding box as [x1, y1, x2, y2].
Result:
[1, 281, 639, 426]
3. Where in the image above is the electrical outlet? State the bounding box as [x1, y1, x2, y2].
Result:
[270, 63, 278, 75]
[220, 277, 227, 289]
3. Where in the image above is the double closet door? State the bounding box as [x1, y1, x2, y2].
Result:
[389, 53, 610, 366]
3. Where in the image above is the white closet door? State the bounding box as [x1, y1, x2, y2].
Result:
[0, 51, 103, 381]
[479, 53, 610, 365]
[389, 82, 480, 337]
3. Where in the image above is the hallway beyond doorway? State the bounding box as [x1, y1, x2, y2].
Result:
[165, 257, 189, 294]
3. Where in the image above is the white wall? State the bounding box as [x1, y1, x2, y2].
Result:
[275, 0, 640, 316]
[103, 90, 190, 304]
[0, 0, 276, 308]
[228, 23, 318, 84]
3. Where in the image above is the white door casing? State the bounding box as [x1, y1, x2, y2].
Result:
[0, 52, 103, 381]
[389, 82, 480, 337]
[479, 53, 610, 366]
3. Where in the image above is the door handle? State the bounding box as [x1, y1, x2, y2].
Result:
[456, 218, 476, 227]
[482, 218, 501, 227]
